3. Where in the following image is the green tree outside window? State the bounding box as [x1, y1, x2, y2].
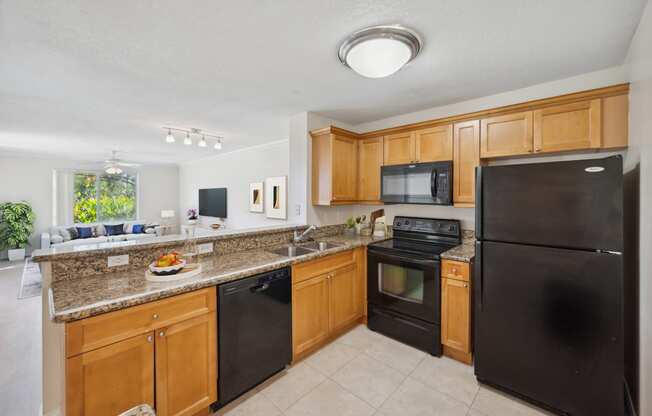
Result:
[73, 173, 137, 223]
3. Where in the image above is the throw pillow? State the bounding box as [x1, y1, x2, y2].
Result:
[51, 234, 64, 244]
[67, 227, 79, 240]
[132, 224, 145, 234]
[59, 227, 72, 241]
[76, 227, 93, 239]
[95, 224, 105, 237]
[105, 224, 125, 236]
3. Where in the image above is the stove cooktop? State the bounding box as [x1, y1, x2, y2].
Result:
[367, 238, 457, 259]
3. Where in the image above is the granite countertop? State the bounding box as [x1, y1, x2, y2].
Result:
[49, 233, 382, 323]
[49, 231, 474, 323]
[32, 223, 309, 262]
[440, 238, 475, 262]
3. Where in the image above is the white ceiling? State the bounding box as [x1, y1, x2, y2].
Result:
[0, 0, 646, 164]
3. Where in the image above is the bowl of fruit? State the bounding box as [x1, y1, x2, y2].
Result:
[149, 252, 186, 276]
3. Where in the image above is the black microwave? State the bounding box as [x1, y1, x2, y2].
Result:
[381, 161, 453, 205]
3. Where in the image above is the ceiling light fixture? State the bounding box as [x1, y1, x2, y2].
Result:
[338, 25, 422, 78]
[163, 126, 224, 150]
[105, 165, 123, 175]
[165, 129, 175, 143]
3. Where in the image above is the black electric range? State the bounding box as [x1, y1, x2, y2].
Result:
[367, 216, 461, 355]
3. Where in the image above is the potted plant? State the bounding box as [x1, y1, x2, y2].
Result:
[0, 201, 36, 261]
[186, 208, 199, 225]
[354, 215, 367, 234]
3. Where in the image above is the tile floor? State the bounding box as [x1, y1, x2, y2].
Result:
[214, 325, 553, 416]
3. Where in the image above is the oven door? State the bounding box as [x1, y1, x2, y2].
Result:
[367, 249, 440, 323]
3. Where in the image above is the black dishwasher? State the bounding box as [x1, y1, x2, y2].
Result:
[217, 267, 292, 406]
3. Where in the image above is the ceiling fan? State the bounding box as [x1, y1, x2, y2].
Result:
[103, 150, 141, 175]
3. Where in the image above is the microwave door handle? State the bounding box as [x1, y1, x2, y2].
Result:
[430, 168, 438, 197]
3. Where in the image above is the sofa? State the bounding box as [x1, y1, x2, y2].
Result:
[41, 220, 160, 249]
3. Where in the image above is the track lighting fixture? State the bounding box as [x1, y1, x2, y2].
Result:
[163, 126, 224, 150]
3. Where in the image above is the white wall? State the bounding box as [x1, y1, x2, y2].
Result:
[625, 1, 652, 413]
[178, 140, 290, 229]
[0, 152, 179, 255]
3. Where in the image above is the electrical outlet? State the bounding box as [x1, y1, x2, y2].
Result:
[198, 243, 213, 254]
[108, 254, 129, 267]
[295, 204, 301, 216]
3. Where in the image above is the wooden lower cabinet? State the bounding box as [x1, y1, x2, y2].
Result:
[65, 287, 217, 416]
[292, 274, 331, 357]
[440, 260, 472, 365]
[292, 249, 366, 361]
[155, 313, 217, 416]
[66, 333, 155, 416]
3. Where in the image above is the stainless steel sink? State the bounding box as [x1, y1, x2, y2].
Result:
[299, 241, 343, 251]
[268, 245, 314, 257]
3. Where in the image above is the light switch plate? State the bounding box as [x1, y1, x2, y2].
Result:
[198, 243, 213, 254]
[108, 254, 129, 267]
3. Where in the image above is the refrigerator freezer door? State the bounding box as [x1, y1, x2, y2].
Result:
[474, 241, 623, 416]
[476, 156, 623, 251]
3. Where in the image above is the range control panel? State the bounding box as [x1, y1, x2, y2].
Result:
[392, 216, 461, 238]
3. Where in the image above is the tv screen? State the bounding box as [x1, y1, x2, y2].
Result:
[198, 188, 227, 218]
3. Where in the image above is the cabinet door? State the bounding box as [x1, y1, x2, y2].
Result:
[292, 274, 330, 359]
[331, 134, 358, 202]
[358, 136, 383, 202]
[533, 99, 601, 153]
[329, 264, 359, 333]
[453, 120, 480, 207]
[441, 278, 471, 353]
[415, 125, 453, 162]
[66, 333, 155, 416]
[480, 111, 533, 158]
[383, 131, 415, 165]
[155, 313, 217, 416]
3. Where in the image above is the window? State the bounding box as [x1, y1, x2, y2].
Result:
[73, 172, 137, 223]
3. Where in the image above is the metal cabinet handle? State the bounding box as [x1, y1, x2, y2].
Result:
[463, 283, 468, 288]
[152, 313, 159, 320]
[147, 335, 153, 343]
[159, 331, 165, 337]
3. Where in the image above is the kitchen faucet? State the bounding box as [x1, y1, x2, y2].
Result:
[293, 225, 317, 243]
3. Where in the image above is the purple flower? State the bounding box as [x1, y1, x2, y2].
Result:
[187, 208, 198, 219]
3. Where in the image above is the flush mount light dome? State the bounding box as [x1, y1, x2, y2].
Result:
[338, 25, 422, 78]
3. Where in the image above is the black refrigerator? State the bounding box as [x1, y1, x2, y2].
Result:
[474, 155, 624, 416]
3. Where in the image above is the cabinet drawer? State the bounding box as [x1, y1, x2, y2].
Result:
[66, 287, 216, 357]
[292, 250, 355, 284]
[441, 260, 470, 282]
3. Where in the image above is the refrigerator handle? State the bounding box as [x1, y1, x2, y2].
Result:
[475, 166, 483, 239]
[475, 241, 483, 311]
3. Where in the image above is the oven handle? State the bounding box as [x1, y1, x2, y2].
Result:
[373, 308, 430, 331]
[368, 250, 438, 267]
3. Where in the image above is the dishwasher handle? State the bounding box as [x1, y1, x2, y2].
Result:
[250, 283, 270, 293]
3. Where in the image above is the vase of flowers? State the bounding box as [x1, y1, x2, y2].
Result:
[186, 208, 198, 225]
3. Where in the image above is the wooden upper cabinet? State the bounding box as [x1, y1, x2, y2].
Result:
[310, 127, 359, 205]
[66, 333, 155, 416]
[331, 135, 358, 201]
[383, 131, 415, 165]
[358, 136, 383, 202]
[480, 111, 533, 158]
[533, 99, 601, 153]
[415, 125, 453, 162]
[453, 120, 480, 207]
